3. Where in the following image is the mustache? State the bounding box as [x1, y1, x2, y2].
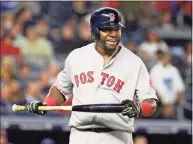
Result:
[96, 39, 120, 48]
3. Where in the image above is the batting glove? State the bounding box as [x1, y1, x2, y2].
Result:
[25, 101, 47, 115]
[121, 99, 141, 118]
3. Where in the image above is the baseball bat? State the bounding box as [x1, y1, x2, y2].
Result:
[12, 104, 124, 113]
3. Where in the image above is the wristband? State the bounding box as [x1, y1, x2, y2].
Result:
[43, 96, 57, 106]
[140, 102, 152, 117]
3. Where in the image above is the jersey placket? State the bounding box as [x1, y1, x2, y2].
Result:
[102, 45, 122, 69]
[93, 53, 118, 126]
[102, 57, 116, 69]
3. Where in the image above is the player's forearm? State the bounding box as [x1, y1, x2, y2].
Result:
[139, 98, 157, 117]
[43, 86, 66, 106]
[177, 91, 185, 105]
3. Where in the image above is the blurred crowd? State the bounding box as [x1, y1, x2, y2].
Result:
[0, 1, 192, 121]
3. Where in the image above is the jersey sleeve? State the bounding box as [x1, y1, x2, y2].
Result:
[53, 54, 73, 100]
[135, 61, 158, 102]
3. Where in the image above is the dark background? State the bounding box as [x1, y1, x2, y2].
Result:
[7, 129, 192, 144]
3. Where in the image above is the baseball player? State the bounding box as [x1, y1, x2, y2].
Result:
[25, 7, 158, 144]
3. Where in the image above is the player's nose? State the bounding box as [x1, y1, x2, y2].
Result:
[109, 30, 118, 37]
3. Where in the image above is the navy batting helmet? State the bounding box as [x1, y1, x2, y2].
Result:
[90, 7, 124, 40]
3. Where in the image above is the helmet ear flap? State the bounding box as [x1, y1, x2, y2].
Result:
[91, 27, 100, 40]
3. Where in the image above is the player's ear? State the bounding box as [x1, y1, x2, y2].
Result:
[91, 27, 100, 40]
[91, 32, 96, 40]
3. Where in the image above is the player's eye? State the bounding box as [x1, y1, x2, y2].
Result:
[99, 27, 120, 32]
[99, 28, 111, 32]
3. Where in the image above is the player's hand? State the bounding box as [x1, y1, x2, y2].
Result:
[121, 99, 141, 118]
[25, 101, 47, 115]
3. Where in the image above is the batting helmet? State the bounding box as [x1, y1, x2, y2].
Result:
[90, 7, 124, 40]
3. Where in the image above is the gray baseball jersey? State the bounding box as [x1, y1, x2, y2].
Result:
[54, 42, 157, 132]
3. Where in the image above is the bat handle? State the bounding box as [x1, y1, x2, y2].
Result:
[12, 104, 48, 112]
[12, 104, 26, 112]
[12, 104, 72, 112]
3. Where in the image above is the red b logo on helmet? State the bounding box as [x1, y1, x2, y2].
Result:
[109, 13, 115, 21]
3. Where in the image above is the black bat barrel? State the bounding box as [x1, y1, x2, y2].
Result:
[72, 104, 124, 113]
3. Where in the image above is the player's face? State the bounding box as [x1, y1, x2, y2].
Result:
[99, 27, 121, 49]
[162, 54, 171, 65]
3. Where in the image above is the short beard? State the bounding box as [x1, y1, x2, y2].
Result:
[96, 40, 120, 53]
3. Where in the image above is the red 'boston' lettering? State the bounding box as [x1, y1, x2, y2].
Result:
[101, 72, 109, 85]
[74, 71, 125, 93]
[74, 75, 79, 87]
[106, 76, 115, 87]
[113, 79, 125, 93]
[80, 72, 86, 84]
[87, 71, 94, 83]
